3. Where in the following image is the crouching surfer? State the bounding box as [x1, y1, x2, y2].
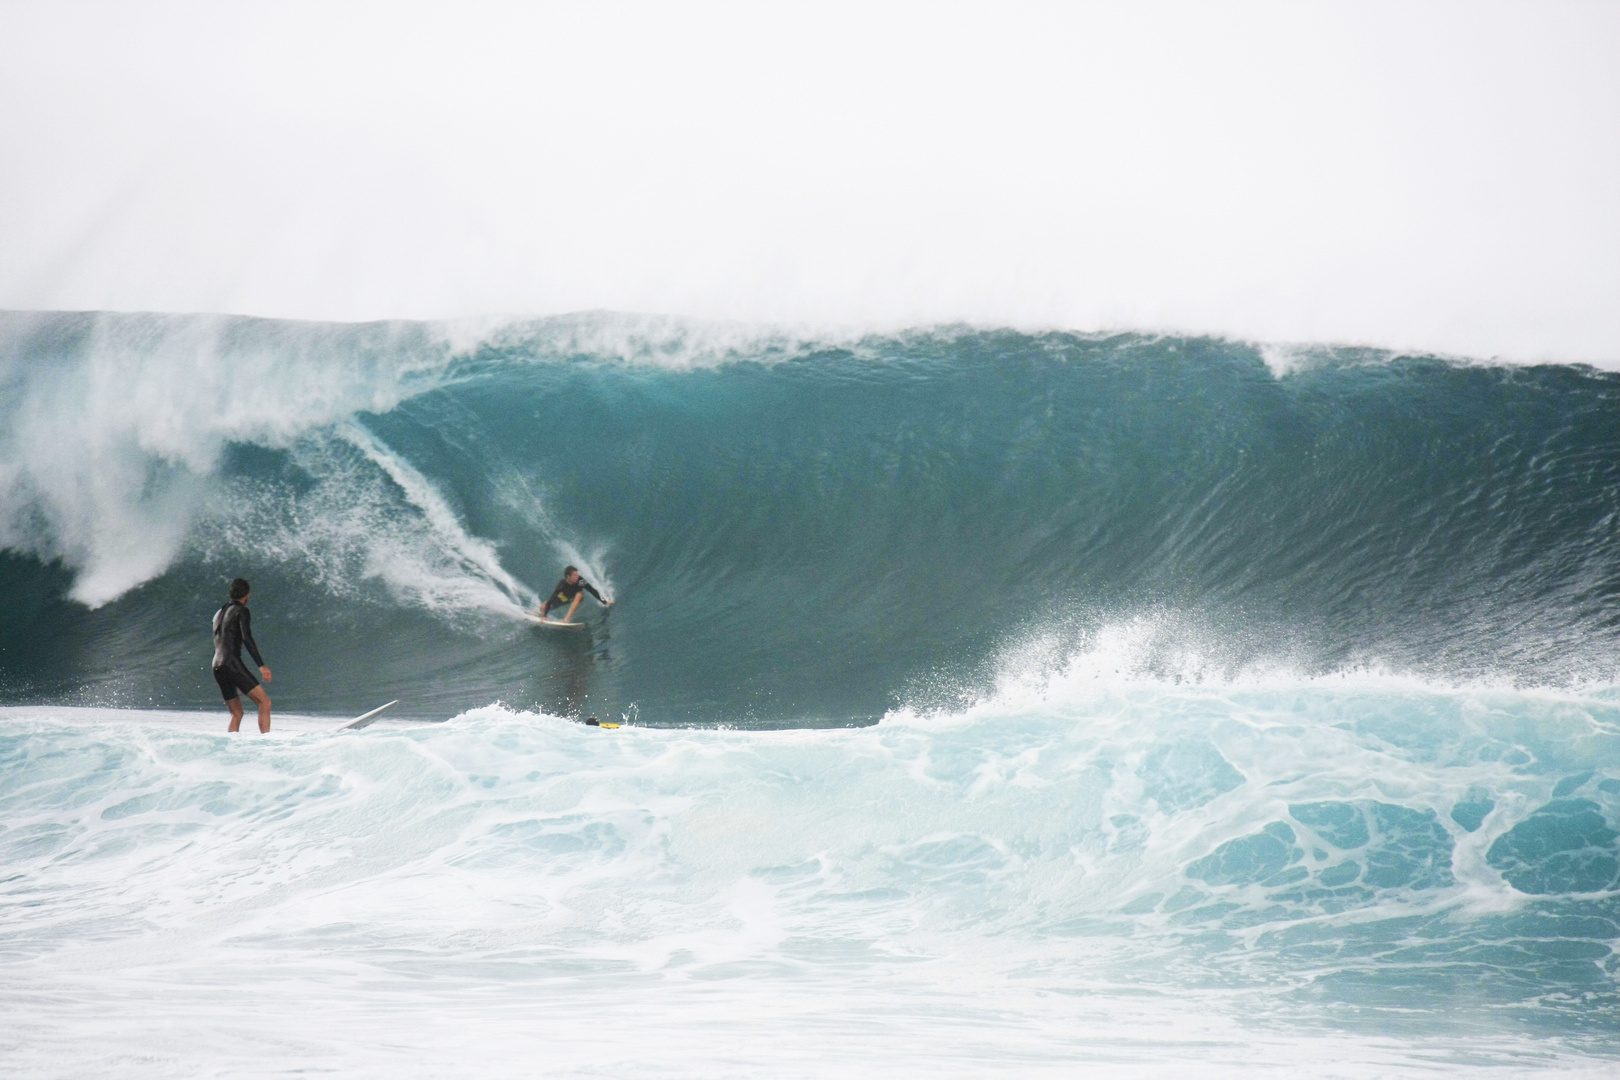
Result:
[213, 577, 273, 733]
[538, 565, 613, 623]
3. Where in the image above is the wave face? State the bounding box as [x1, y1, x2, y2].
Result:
[2, 311, 1618, 722]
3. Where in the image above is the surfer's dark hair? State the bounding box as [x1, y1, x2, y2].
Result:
[229, 578, 251, 600]
[564, 565, 578, 574]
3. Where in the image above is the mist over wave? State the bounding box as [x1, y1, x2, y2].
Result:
[5, 5, 1618, 365]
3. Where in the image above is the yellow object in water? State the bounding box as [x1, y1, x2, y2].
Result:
[600, 722, 621, 729]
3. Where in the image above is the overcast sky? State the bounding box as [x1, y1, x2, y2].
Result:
[1, 1, 1616, 362]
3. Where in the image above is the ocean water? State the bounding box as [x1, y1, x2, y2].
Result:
[2, 311, 1618, 1076]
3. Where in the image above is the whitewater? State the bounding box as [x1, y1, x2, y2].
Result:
[3, 310, 1619, 1077]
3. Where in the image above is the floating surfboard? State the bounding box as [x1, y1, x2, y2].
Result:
[526, 613, 584, 629]
[336, 699, 399, 731]
[584, 718, 620, 729]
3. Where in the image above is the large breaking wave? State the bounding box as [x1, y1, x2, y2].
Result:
[1, 309, 1617, 720]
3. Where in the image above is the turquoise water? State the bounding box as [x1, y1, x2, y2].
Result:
[1, 311, 1617, 1075]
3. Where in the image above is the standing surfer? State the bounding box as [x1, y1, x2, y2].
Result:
[538, 565, 613, 623]
[212, 577, 273, 733]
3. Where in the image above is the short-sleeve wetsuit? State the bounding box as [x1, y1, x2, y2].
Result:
[212, 600, 265, 700]
[540, 576, 605, 617]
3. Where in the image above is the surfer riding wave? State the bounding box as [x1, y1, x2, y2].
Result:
[537, 565, 612, 623]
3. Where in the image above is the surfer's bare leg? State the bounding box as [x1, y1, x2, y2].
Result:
[564, 594, 583, 622]
[226, 696, 245, 732]
[248, 685, 272, 733]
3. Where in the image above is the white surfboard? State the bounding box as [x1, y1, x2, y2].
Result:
[336, 700, 399, 731]
[526, 613, 585, 629]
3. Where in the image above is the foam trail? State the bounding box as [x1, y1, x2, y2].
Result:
[340, 422, 538, 615]
[492, 469, 614, 601]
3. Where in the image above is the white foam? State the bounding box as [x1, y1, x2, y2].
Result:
[339, 422, 536, 615]
[0, 313, 454, 605]
[472, 310, 859, 371]
[0, 704, 412, 736]
[888, 612, 1620, 736]
[4, 697, 1616, 1074]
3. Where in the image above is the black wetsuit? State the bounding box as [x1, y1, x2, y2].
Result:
[541, 576, 605, 617]
[211, 600, 265, 700]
